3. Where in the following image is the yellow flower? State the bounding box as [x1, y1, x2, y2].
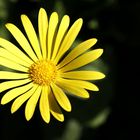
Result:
[0, 8, 105, 123]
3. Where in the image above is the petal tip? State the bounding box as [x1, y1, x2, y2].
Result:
[1, 101, 4, 105]
[25, 116, 30, 121]
[40, 7, 45, 11]
[89, 38, 98, 46]
[5, 23, 15, 31]
[39, 8, 47, 14]
[51, 12, 58, 17]
[102, 73, 106, 79]
[20, 14, 27, 20]
[94, 86, 99, 91]
[25, 111, 32, 121]
[95, 48, 104, 58]
[99, 73, 106, 79]
[79, 18, 83, 22]
[93, 38, 98, 43]
[85, 94, 90, 99]
[1, 97, 6, 105]
[11, 104, 17, 114]
[60, 117, 64, 122]
[44, 118, 50, 124]
[66, 106, 72, 112]
[63, 15, 70, 23]
[11, 108, 15, 114]
[5, 23, 11, 28]
[99, 48, 104, 54]
[77, 18, 83, 25]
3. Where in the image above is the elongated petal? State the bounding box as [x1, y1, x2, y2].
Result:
[21, 15, 42, 59]
[11, 84, 38, 113]
[57, 78, 99, 91]
[39, 86, 50, 123]
[0, 71, 29, 79]
[0, 79, 31, 93]
[54, 18, 83, 64]
[48, 87, 64, 122]
[61, 71, 105, 80]
[0, 38, 33, 65]
[47, 12, 59, 60]
[51, 83, 71, 112]
[25, 86, 42, 121]
[38, 8, 48, 59]
[59, 84, 89, 98]
[51, 15, 70, 60]
[57, 38, 97, 68]
[0, 48, 30, 67]
[0, 56, 28, 72]
[5, 23, 38, 61]
[57, 79, 89, 98]
[60, 49, 103, 72]
[1, 83, 33, 105]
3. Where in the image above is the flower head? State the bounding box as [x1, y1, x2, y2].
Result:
[0, 8, 105, 123]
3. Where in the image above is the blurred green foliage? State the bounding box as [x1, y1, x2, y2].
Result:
[0, 0, 9, 38]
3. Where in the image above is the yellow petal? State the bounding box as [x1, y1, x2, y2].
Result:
[0, 38, 33, 65]
[47, 12, 59, 60]
[60, 49, 103, 72]
[0, 48, 30, 67]
[51, 15, 70, 61]
[25, 86, 42, 121]
[1, 83, 33, 105]
[11, 84, 38, 113]
[48, 87, 64, 122]
[0, 79, 31, 93]
[57, 38, 97, 69]
[38, 8, 48, 59]
[54, 18, 83, 64]
[61, 71, 105, 80]
[39, 86, 50, 123]
[5, 23, 38, 61]
[0, 71, 29, 79]
[0, 56, 28, 72]
[57, 80, 89, 99]
[57, 78, 99, 91]
[21, 15, 42, 59]
[51, 83, 71, 112]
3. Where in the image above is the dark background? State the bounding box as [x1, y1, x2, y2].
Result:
[0, 0, 139, 139]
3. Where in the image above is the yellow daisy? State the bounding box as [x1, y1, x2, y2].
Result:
[0, 8, 105, 123]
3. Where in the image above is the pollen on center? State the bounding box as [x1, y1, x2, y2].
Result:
[28, 60, 58, 85]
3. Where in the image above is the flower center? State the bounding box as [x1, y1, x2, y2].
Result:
[28, 60, 57, 85]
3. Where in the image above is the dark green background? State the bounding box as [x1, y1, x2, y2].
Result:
[0, 0, 139, 139]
